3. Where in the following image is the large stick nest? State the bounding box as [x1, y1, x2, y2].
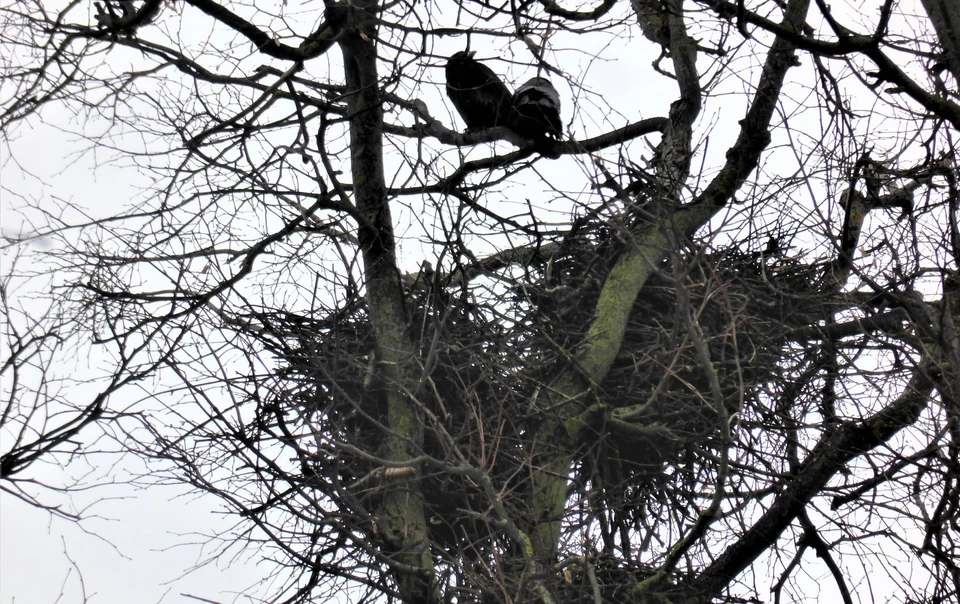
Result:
[246, 224, 827, 567]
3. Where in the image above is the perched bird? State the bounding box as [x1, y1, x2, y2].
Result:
[445, 51, 513, 131]
[95, 0, 136, 27]
[510, 77, 562, 141]
[94, 0, 160, 31]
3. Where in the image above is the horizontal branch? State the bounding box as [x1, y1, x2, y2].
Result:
[786, 308, 911, 343]
[384, 93, 667, 155]
[537, 0, 618, 21]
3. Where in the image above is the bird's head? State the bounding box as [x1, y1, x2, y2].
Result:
[449, 50, 477, 63]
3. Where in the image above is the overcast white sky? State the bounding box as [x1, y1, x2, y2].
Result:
[0, 106, 276, 602]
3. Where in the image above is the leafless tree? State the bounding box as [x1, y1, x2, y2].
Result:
[2, 0, 960, 602]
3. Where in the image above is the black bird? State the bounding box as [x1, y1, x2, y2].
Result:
[445, 51, 513, 131]
[510, 77, 562, 141]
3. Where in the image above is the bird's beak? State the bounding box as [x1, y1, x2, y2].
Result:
[468, 51, 476, 58]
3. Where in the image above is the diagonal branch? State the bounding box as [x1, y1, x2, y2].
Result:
[183, 0, 345, 61]
[684, 360, 936, 600]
